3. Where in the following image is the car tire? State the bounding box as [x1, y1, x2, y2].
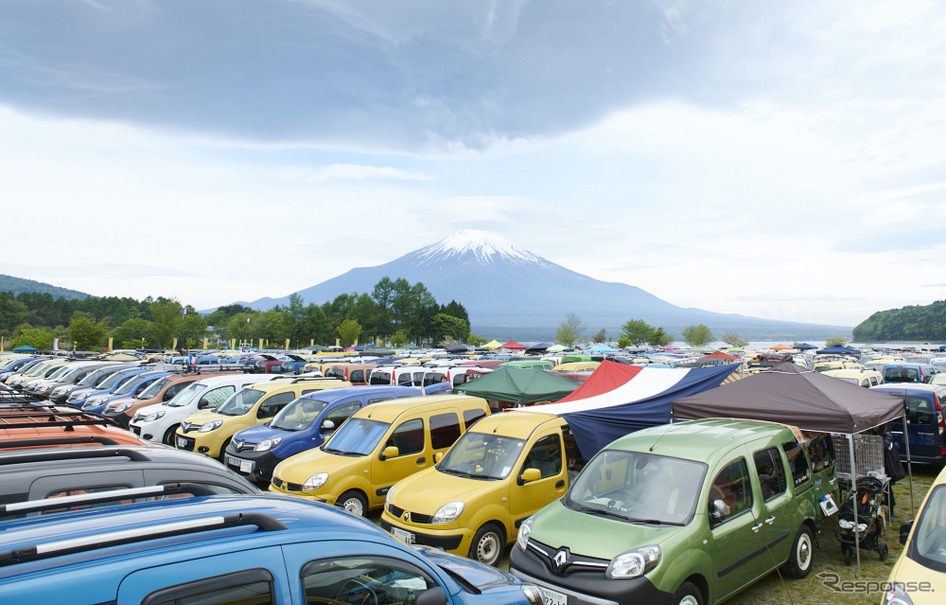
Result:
[337, 490, 367, 517]
[469, 523, 505, 566]
[672, 581, 703, 605]
[163, 425, 179, 446]
[217, 438, 231, 462]
[785, 525, 814, 578]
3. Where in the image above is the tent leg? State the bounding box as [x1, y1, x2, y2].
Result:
[902, 415, 915, 519]
[849, 436, 861, 578]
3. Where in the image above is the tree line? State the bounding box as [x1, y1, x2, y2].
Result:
[0, 277, 475, 351]
[852, 300, 946, 342]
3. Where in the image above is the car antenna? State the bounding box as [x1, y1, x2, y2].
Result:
[648, 422, 676, 452]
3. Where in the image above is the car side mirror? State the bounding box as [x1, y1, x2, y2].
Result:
[414, 586, 447, 605]
[381, 445, 399, 460]
[900, 520, 914, 545]
[711, 499, 728, 521]
[163, 392, 174, 401]
[197, 398, 210, 409]
[519, 468, 542, 485]
[433, 451, 444, 464]
[321, 419, 335, 432]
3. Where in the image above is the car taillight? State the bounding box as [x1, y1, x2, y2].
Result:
[936, 397, 945, 436]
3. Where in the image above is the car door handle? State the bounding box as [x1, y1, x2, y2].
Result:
[555, 480, 565, 489]
[416, 457, 426, 464]
[751, 523, 763, 532]
[765, 516, 776, 525]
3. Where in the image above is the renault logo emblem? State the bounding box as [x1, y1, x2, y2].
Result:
[402, 511, 410, 522]
[552, 548, 569, 574]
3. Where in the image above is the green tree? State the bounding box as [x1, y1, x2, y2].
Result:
[555, 312, 587, 347]
[648, 327, 673, 347]
[466, 333, 488, 347]
[337, 318, 363, 346]
[591, 329, 607, 344]
[180, 312, 208, 348]
[112, 317, 153, 348]
[389, 329, 409, 348]
[11, 327, 55, 350]
[825, 335, 849, 347]
[722, 331, 749, 348]
[227, 313, 256, 346]
[620, 319, 655, 347]
[149, 298, 183, 348]
[68, 311, 109, 350]
[431, 313, 470, 343]
[681, 324, 714, 347]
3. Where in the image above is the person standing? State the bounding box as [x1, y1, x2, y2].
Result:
[878, 425, 906, 519]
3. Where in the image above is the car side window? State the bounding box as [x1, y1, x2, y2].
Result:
[708, 458, 753, 523]
[752, 447, 787, 502]
[462, 407, 487, 429]
[522, 434, 563, 479]
[142, 568, 274, 605]
[429, 412, 461, 449]
[906, 396, 935, 424]
[385, 419, 424, 456]
[324, 402, 361, 430]
[367, 396, 394, 404]
[257, 392, 294, 418]
[301, 556, 436, 605]
[781, 442, 812, 486]
[200, 386, 235, 409]
[806, 433, 836, 472]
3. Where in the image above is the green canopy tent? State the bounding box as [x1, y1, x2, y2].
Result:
[453, 365, 578, 406]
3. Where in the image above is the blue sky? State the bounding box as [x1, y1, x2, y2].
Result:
[1, 0, 944, 328]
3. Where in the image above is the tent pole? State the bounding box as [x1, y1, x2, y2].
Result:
[902, 414, 915, 518]
[850, 435, 861, 577]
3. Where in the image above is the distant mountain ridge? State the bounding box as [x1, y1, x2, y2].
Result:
[237, 230, 851, 340]
[0, 274, 90, 300]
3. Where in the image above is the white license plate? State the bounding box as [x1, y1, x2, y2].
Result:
[176, 437, 187, 448]
[239, 459, 254, 473]
[391, 527, 415, 545]
[539, 586, 567, 605]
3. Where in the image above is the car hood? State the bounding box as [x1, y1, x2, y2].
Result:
[184, 410, 221, 425]
[413, 544, 522, 589]
[530, 500, 689, 559]
[276, 449, 363, 482]
[234, 423, 283, 444]
[390, 467, 503, 515]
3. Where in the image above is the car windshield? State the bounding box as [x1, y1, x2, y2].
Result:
[58, 365, 89, 381]
[98, 371, 134, 390]
[77, 367, 115, 387]
[113, 374, 144, 395]
[217, 388, 265, 416]
[137, 376, 175, 399]
[44, 366, 71, 381]
[166, 383, 207, 407]
[438, 432, 526, 480]
[322, 418, 389, 456]
[271, 397, 330, 431]
[910, 484, 946, 572]
[564, 450, 707, 526]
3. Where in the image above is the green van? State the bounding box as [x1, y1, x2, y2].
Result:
[509, 418, 838, 605]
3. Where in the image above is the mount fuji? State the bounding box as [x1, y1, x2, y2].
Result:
[238, 230, 849, 340]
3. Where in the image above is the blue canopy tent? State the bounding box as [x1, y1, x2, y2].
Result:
[816, 345, 862, 358]
[795, 343, 817, 350]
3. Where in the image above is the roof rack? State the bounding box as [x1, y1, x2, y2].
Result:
[286, 376, 346, 384]
[0, 409, 119, 430]
[0, 445, 152, 466]
[0, 435, 128, 449]
[0, 483, 220, 519]
[0, 391, 43, 405]
[0, 511, 287, 567]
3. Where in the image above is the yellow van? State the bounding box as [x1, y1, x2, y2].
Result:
[175, 377, 351, 460]
[380, 410, 578, 565]
[269, 394, 490, 516]
[822, 367, 884, 388]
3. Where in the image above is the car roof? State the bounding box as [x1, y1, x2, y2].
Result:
[873, 383, 946, 395]
[248, 377, 351, 394]
[605, 417, 796, 461]
[299, 385, 420, 401]
[355, 394, 486, 422]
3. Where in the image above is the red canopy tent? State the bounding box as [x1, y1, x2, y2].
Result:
[500, 340, 526, 350]
[555, 360, 642, 402]
[700, 351, 739, 361]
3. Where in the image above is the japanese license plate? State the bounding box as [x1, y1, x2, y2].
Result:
[176, 436, 187, 448]
[391, 527, 415, 545]
[239, 459, 254, 473]
[539, 586, 567, 605]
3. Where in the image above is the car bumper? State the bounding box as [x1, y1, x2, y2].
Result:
[379, 514, 466, 552]
[268, 481, 329, 503]
[224, 450, 280, 483]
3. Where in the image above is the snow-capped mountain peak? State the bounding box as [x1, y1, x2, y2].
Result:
[414, 229, 542, 266]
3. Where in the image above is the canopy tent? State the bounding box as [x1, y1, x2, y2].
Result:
[483, 339, 502, 350]
[533, 363, 741, 459]
[769, 344, 792, 350]
[588, 344, 618, 353]
[444, 344, 470, 354]
[546, 344, 566, 353]
[671, 363, 904, 434]
[795, 343, 818, 350]
[500, 340, 527, 350]
[11, 345, 38, 353]
[816, 345, 862, 358]
[525, 342, 550, 353]
[453, 366, 578, 406]
[701, 351, 740, 361]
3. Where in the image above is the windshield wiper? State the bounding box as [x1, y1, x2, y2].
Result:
[571, 504, 628, 521]
[624, 517, 681, 526]
[439, 468, 472, 477]
[323, 447, 362, 456]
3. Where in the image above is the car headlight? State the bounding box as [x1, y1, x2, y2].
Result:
[84, 397, 105, 408]
[884, 581, 915, 605]
[71, 392, 90, 401]
[255, 437, 283, 452]
[432, 501, 465, 524]
[52, 387, 66, 396]
[303, 472, 328, 491]
[606, 545, 661, 579]
[112, 402, 132, 413]
[385, 484, 396, 509]
[516, 515, 534, 552]
[137, 410, 166, 422]
[520, 584, 544, 605]
[199, 420, 224, 433]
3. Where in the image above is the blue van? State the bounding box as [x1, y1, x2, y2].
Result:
[80, 370, 174, 415]
[873, 384, 946, 463]
[882, 363, 940, 384]
[0, 493, 544, 605]
[224, 385, 423, 483]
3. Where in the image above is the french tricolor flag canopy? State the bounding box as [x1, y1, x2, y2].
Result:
[535, 361, 740, 459]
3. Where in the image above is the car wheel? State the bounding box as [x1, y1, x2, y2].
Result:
[672, 581, 703, 605]
[878, 542, 889, 561]
[785, 525, 814, 578]
[469, 523, 505, 566]
[163, 425, 179, 446]
[337, 490, 367, 516]
[217, 438, 231, 462]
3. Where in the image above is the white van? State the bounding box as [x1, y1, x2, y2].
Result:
[130, 374, 276, 445]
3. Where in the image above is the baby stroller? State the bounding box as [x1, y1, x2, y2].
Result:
[835, 475, 889, 564]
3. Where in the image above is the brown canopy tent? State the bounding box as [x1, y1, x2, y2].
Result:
[672, 362, 910, 574]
